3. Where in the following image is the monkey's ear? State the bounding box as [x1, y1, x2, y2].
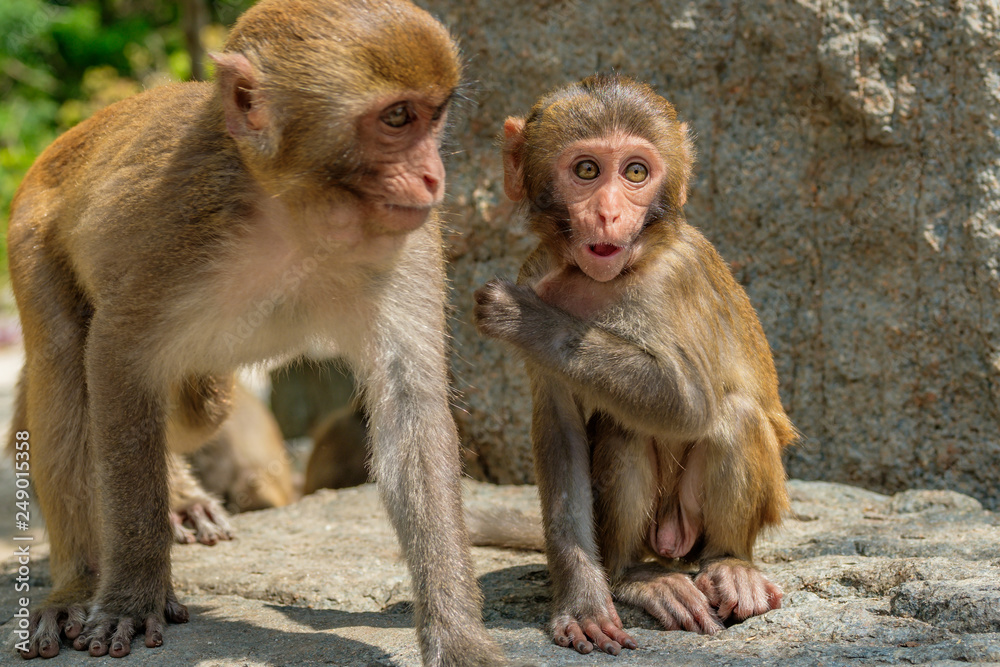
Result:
[502, 117, 527, 202]
[211, 53, 271, 138]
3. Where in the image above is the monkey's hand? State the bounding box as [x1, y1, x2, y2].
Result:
[169, 451, 234, 545]
[73, 588, 189, 657]
[474, 278, 558, 344]
[695, 558, 783, 622]
[171, 496, 234, 546]
[549, 594, 637, 656]
[474, 279, 526, 340]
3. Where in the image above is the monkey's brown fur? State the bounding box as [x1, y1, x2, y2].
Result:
[8, 1, 502, 663]
[303, 402, 371, 494]
[475, 75, 795, 656]
[188, 382, 295, 514]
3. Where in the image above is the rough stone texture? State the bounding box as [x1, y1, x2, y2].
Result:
[4, 481, 999, 665]
[428, 0, 1000, 507]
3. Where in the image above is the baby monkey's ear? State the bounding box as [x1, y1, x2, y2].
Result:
[502, 116, 527, 202]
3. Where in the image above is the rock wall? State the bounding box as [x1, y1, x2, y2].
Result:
[428, 0, 1000, 506]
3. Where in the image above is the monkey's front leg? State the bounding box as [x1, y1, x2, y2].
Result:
[474, 280, 712, 439]
[78, 327, 188, 657]
[527, 372, 636, 656]
[353, 277, 503, 666]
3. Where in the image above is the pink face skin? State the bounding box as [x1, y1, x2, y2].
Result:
[554, 133, 666, 282]
[356, 93, 452, 232]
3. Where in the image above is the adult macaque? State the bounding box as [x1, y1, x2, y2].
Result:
[474, 75, 795, 656]
[8, 0, 501, 663]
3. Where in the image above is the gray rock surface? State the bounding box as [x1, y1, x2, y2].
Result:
[3, 480, 999, 665]
[429, 0, 1000, 508]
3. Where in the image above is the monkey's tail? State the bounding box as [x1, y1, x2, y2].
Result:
[465, 506, 545, 552]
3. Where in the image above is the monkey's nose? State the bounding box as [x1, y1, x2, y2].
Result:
[423, 173, 441, 194]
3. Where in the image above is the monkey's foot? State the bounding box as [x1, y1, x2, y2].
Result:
[171, 497, 234, 545]
[694, 558, 782, 623]
[549, 600, 637, 656]
[17, 602, 88, 659]
[615, 566, 723, 635]
[72, 591, 188, 658]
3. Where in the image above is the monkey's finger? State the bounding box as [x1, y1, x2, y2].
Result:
[82, 622, 112, 658]
[184, 505, 217, 545]
[689, 601, 724, 635]
[708, 573, 739, 621]
[645, 598, 682, 631]
[550, 616, 575, 648]
[34, 609, 62, 658]
[73, 616, 110, 655]
[766, 580, 784, 610]
[165, 591, 190, 624]
[659, 581, 718, 635]
[601, 621, 637, 651]
[580, 620, 620, 655]
[203, 505, 235, 539]
[564, 620, 594, 654]
[668, 595, 702, 633]
[144, 615, 166, 648]
[18, 612, 43, 658]
[109, 618, 135, 657]
[171, 513, 197, 544]
[64, 604, 87, 639]
[731, 567, 756, 620]
[747, 573, 773, 618]
[695, 572, 722, 608]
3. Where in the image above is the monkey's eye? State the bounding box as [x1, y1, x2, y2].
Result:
[574, 160, 600, 180]
[624, 162, 648, 183]
[382, 104, 411, 128]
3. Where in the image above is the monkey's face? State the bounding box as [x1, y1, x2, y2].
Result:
[553, 133, 665, 282]
[353, 92, 454, 233]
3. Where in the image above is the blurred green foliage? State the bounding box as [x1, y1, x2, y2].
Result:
[0, 0, 253, 282]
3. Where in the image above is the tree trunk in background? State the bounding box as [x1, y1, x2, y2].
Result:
[181, 0, 209, 81]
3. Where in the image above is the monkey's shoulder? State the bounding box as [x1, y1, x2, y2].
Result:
[28, 82, 216, 182]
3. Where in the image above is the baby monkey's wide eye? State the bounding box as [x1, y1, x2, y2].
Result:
[624, 162, 648, 183]
[575, 160, 600, 180]
[382, 103, 410, 128]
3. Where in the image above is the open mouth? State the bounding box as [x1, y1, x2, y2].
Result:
[589, 243, 621, 258]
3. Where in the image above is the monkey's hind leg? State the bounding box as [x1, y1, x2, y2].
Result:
[694, 394, 786, 623]
[590, 417, 721, 637]
[10, 269, 99, 658]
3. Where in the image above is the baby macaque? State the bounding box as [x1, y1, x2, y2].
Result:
[475, 74, 795, 655]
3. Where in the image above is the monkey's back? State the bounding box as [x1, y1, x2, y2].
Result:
[669, 222, 797, 449]
[8, 81, 242, 304]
